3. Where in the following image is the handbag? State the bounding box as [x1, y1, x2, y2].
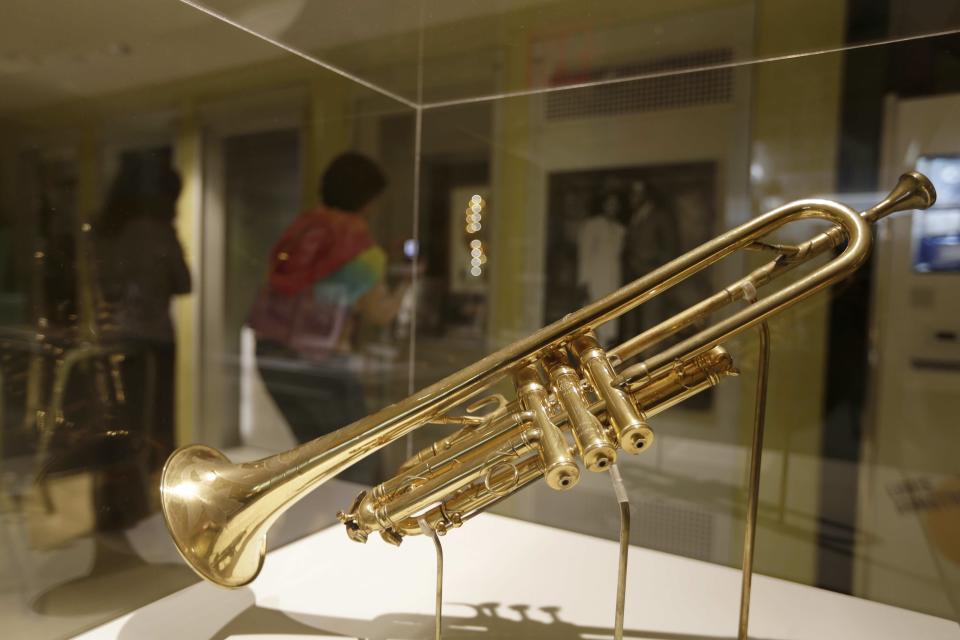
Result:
[247, 283, 348, 363]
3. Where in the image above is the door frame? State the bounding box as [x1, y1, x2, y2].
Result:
[195, 89, 306, 447]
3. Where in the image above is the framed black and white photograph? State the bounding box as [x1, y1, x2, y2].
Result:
[545, 161, 718, 408]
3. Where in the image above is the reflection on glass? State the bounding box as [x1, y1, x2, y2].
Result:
[0, 0, 958, 636]
[193, 0, 960, 105]
[3, 140, 200, 638]
[453, 190, 489, 287]
[97, 148, 191, 484]
[250, 152, 411, 483]
[0, 2, 417, 637]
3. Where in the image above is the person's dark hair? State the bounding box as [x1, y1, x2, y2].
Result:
[99, 152, 182, 236]
[591, 189, 627, 223]
[320, 152, 387, 213]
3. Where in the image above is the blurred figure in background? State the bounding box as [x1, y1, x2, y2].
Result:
[577, 190, 626, 345]
[249, 152, 407, 484]
[619, 179, 679, 347]
[97, 152, 191, 478]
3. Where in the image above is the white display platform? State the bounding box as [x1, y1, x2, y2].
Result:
[73, 514, 958, 640]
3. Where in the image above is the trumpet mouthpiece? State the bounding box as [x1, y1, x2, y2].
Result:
[862, 171, 937, 223]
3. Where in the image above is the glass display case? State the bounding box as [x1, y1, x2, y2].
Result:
[1, 1, 958, 638]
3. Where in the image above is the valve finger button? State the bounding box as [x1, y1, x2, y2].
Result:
[621, 422, 655, 454]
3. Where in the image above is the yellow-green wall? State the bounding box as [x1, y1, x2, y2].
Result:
[741, 0, 847, 585]
[1, 54, 385, 446]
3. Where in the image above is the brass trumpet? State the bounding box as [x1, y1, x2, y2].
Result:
[161, 172, 935, 589]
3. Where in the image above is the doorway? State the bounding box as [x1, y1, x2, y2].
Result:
[200, 124, 302, 448]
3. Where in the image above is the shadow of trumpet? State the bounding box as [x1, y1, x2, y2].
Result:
[118, 588, 782, 640]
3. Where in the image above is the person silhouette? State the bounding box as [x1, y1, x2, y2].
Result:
[249, 153, 408, 484]
[577, 190, 627, 346]
[620, 180, 680, 347]
[95, 151, 191, 526]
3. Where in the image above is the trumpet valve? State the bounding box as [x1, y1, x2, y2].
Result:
[620, 421, 655, 454]
[571, 334, 654, 455]
[515, 365, 581, 491]
[543, 351, 617, 472]
[582, 440, 617, 471]
[544, 459, 579, 491]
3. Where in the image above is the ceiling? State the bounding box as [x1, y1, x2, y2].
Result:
[4, 0, 958, 117]
[0, 0, 552, 116]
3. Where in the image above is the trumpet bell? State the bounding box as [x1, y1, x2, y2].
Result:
[160, 445, 266, 588]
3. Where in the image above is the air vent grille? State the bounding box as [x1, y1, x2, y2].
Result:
[545, 49, 734, 120]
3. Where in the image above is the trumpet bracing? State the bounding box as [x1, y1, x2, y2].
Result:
[161, 172, 936, 588]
